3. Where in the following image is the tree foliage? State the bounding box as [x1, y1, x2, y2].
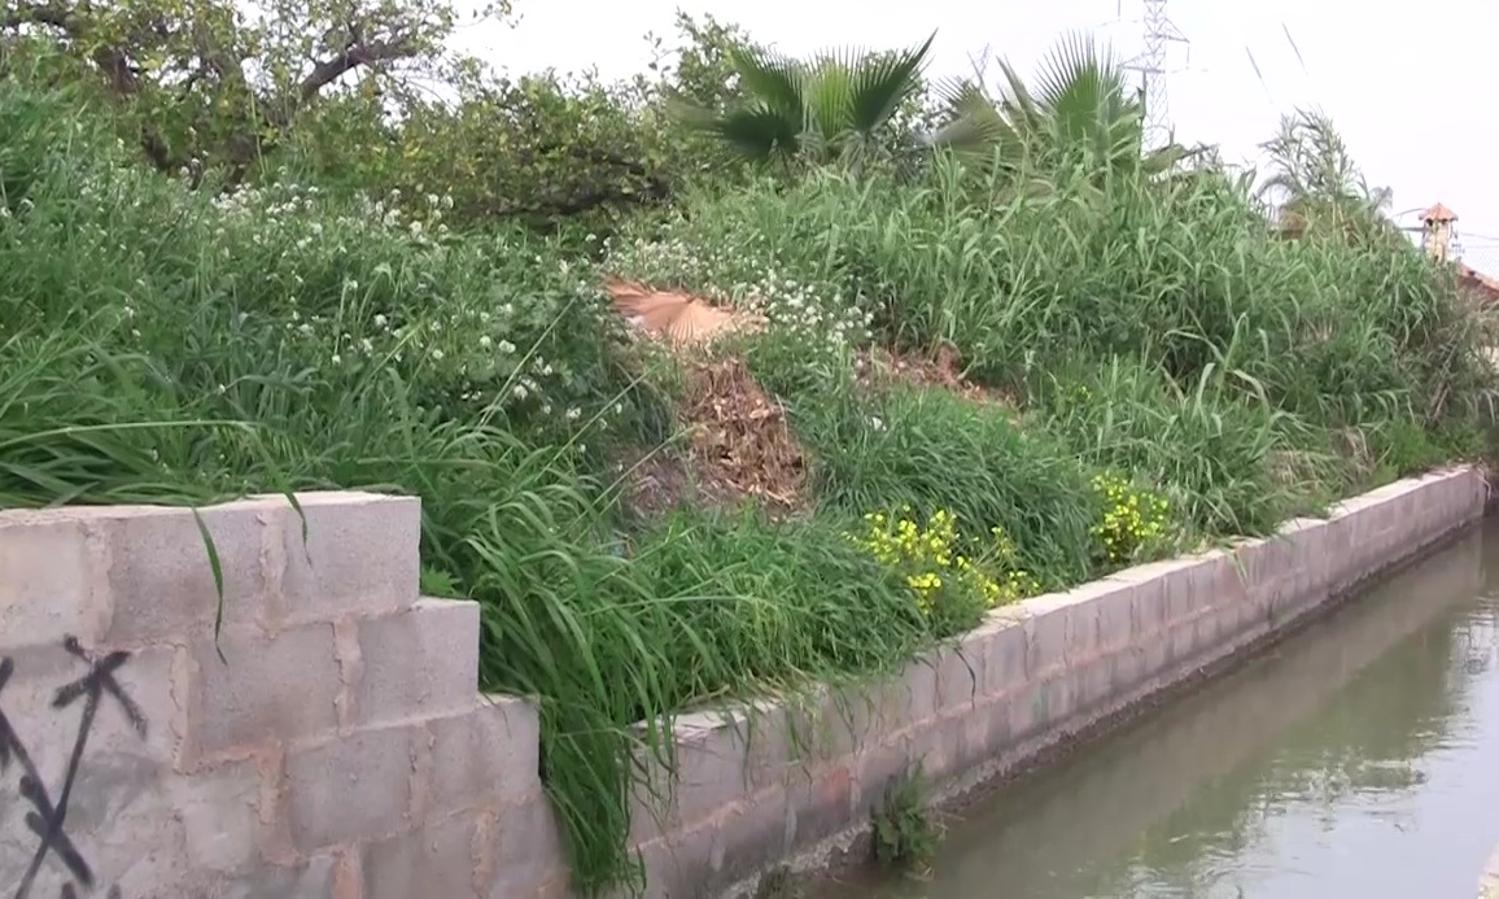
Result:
[1, 0, 505, 175]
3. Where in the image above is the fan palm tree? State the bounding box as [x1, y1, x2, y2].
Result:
[676, 34, 935, 163]
[933, 34, 1184, 178]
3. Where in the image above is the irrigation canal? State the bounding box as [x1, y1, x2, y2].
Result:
[814, 522, 1499, 898]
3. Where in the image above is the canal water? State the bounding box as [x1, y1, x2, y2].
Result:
[815, 524, 1499, 899]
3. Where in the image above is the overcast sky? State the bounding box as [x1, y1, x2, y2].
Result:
[451, 1, 1499, 272]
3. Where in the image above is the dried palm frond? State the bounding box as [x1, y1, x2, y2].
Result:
[605, 279, 764, 347]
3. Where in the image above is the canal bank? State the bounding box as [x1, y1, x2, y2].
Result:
[815, 519, 1499, 898]
[630, 467, 1489, 898]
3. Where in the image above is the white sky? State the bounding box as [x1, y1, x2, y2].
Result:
[451, 1, 1499, 271]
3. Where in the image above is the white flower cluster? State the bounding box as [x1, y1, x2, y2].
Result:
[608, 235, 873, 356]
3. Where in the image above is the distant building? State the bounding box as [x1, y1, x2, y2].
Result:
[1420, 203, 1499, 303]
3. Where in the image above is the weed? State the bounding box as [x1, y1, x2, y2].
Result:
[871, 764, 940, 871]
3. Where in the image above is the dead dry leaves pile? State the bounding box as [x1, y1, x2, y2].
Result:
[604, 277, 804, 515]
[678, 356, 806, 513]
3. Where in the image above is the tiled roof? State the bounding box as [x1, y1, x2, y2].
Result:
[1421, 202, 1458, 223]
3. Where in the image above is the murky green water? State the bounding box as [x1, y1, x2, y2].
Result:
[816, 524, 1499, 899]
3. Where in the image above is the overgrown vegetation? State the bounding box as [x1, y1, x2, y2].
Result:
[871, 764, 941, 871]
[3, 4, 1495, 894]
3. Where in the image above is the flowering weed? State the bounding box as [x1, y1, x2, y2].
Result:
[851, 507, 1039, 632]
[1090, 472, 1172, 564]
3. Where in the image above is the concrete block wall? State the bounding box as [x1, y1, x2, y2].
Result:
[0, 492, 565, 899]
[2, 469, 1487, 899]
[626, 467, 1488, 898]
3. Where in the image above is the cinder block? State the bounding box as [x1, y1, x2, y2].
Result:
[833, 658, 937, 744]
[1107, 646, 1147, 694]
[485, 794, 569, 899]
[974, 618, 1027, 697]
[184, 623, 341, 761]
[362, 811, 480, 899]
[1165, 618, 1201, 667]
[713, 782, 799, 885]
[167, 760, 262, 873]
[635, 824, 716, 899]
[1279, 518, 1330, 597]
[954, 695, 1011, 771]
[105, 500, 280, 642]
[1069, 656, 1113, 714]
[277, 492, 420, 619]
[1162, 557, 1209, 624]
[285, 722, 417, 851]
[1133, 574, 1169, 637]
[784, 760, 858, 850]
[1022, 595, 1071, 678]
[1189, 552, 1240, 613]
[1094, 580, 1137, 652]
[217, 853, 339, 899]
[424, 697, 540, 819]
[661, 713, 754, 830]
[0, 640, 177, 770]
[932, 645, 981, 711]
[849, 735, 915, 820]
[0, 510, 108, 650]
[1011, 675, 1074, 738]
[356, 599, 480, 726]
[736, 700, 799, 790]
[1064, 591, 1102, 662]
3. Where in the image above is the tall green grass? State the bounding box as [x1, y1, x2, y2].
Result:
[0, 72, 958, 894]
[625, 158, 1496, 544]
[777, 377, 1098, 587]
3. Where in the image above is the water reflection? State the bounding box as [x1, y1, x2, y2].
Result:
[816, 526, 1499, 899]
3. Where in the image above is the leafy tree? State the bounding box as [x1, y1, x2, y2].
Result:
[677, 34, 934, 165]
[1, 0, 509, 175]
[934, 34, 1182, 179]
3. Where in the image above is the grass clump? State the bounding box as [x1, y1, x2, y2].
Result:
[871, 764, 941, 871]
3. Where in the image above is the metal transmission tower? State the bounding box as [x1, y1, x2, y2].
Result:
[1128, 0, 1188, 148]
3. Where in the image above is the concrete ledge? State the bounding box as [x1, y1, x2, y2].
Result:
[624, 466, 1490, 898]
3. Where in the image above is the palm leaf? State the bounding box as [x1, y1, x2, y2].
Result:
[847, 32, 934, 136]
[930, 78, 1014, 160]
[994, 57, 1044, 138]
[1034, 33, 1127, 151]
[706, 106, 801, 159]
[728, 43, 806, 121]
[807, 49, 856, 142]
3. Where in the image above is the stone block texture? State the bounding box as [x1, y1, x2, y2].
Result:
[0, 469, 1486, 899]
[0, 491, 560, 899]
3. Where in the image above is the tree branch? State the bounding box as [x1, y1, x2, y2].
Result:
[299, 36, 415, 104]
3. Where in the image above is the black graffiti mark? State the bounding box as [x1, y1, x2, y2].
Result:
[1, 637, 144, 899]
